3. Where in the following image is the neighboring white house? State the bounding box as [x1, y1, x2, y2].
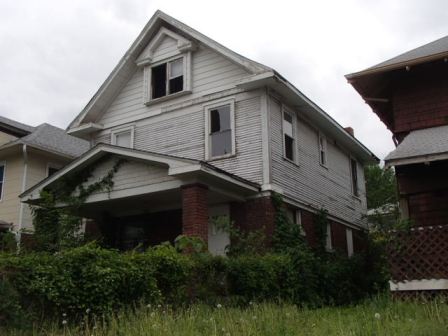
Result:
[20, 10, 378, 255]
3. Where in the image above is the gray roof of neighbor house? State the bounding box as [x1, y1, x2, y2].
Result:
[0, 115, 36, 136]
[0, 121, 89, 159]
[347, 35, 448, 78]
[385, 125, 448, 166]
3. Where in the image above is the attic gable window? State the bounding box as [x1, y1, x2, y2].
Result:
[205, 100, 235, 160]
[350, 158, 359, 197]
[0, 163, 4, 201]
[111, 127, 134, 149]
[151, 58, 184, 99]
[319, 133, 327, 166]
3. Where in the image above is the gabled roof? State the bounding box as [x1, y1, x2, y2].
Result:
[20, 143, 259, 202]
[385, 125, 448, 167]
[0, 115, 35, 137]
[0, 123, 89, 159]
[67, 10, 378, 164]
[346, 35, 448, 79]
[68, 10, 271, 130]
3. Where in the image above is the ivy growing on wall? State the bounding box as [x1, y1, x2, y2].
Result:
[30, 156, 126, 252]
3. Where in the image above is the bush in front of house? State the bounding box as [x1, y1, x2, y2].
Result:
[0, 240, 386, 323]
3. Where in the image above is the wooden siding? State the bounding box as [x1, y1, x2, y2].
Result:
[149, 35, 178, 61]
[81, 158, 176, 197]
[0, 132, 17, 146]
[95, 44, 250, 128]
[94, 90, 264, 184]
[0, 151, 23, 229]
[268, 95, 367, 227]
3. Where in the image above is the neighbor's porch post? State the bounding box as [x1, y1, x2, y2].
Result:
[181, 183, 209, 244]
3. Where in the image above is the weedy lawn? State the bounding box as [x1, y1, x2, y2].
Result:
[3, 296, 448, 335]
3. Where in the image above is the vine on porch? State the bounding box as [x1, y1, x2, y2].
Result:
[30, 156, 126, 252]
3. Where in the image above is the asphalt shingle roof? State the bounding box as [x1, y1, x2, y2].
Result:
[367, 35, 448, 73]
[385, 124, 448, 163]
[0, 122, 89, 158]
[0, 115, 35, 134]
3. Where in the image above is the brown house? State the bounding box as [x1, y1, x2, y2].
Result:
[347, 35, 448, 292]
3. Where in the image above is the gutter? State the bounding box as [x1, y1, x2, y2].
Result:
[18, 144, 28, 240]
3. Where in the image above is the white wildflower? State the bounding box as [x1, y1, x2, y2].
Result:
[216, 303, 222, 309]
[374, 313, 381, 320]
[86, 308, 91, 314]
[62, 313, 67, 317]
[62, 320, 67, 325]
[146, 304, 151, 308]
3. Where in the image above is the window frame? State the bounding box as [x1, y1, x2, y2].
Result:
[111, 126, 135, 149]
[318, 132, 328, 167]
[204, 99, 236, 160]
[282, 106, 296, 163]
[0, 162, 5, 202]
[346, 228, 354, 257]
[143, 53, 192, 105]
[349, 157, 359, 197]
[325, 223, 333, 251]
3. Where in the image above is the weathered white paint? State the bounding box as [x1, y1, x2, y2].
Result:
[390, 279, 448, 291]
[268, 95, 368, 228]
[208, 204, 230, 256]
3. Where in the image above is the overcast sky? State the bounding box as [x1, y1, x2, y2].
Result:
[1, 0, 447, 160]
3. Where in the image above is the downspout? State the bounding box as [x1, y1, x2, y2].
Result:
[18, 144, 28, 245]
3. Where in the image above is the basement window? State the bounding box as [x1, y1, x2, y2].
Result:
[206, 101, 235, 159]
[350, 158, 359, 197]
[283, 109, 295, 162]
[151, 58, 184, 99]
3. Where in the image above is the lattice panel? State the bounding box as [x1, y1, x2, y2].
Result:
[387, 225, 448, 281]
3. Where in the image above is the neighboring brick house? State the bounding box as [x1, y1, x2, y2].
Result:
[21, 11, 377, 255]
[346, 35, 448, 292]
[0, 116, 89, 239]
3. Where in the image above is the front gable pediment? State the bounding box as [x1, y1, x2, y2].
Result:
[136, 27, 196, 66]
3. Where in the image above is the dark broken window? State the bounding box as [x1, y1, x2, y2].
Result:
[209, 105, 232, 157]
[151, 58, 184, 99]
[283, 111, 295, 161]
[350, 158, 359, 196]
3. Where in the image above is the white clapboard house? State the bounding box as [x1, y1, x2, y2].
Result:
[20, 11, 378, 255]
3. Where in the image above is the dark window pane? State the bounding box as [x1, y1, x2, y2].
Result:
[351, 159, 359, 196]
[0, 182, 2, 199]
[284, 111, 293, 124]
[48, 167, 59, 177]
[152, 63, 167, 99]
[211, 130, 232, 157]
[285, 135, 294, 160]
[210, 109, 221, 133]
[169, 76, 183, 94]
[0, 165, 4, 181]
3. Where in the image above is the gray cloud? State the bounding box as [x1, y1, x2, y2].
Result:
[1, 0, 447, 160]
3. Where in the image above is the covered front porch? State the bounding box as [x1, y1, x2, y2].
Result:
[21, 144, 261, 255]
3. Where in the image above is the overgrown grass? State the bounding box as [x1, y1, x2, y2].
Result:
[3, 296, 448, 335]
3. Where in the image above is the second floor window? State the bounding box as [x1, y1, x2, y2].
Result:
[206, 102, 235, 159]
[152, 58, 184, 99]
[111, 129, 133, 148]
[319, 133, 327, 166]
[350, 158, 359, 196]
[283, 110, 295, 161]
[0, 163, 4, 200]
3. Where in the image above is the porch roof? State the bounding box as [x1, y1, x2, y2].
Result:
[385, 125, 448, 167]
[19, 143, 260, 203]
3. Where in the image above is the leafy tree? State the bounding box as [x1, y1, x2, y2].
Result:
[364, 165, 397, 210]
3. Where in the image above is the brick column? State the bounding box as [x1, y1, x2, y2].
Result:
[230, 196, 276, 245]
[181, 183, 209, 243]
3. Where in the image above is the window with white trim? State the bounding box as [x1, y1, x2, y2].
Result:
[111, 128, 134, 148]
[319, 133, 327, 166]
[151, 57, 184, 99]
[0, 163, 4, 201]
[350, 158, 359, 196]
[346, 228, 354, 257]
[326, 223, 333, 251]
[283, 109, 295, 161]
[206, 102, 235, 159]
[286, 208, 306, 236]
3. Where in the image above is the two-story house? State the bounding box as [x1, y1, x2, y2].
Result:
[21, 11, 377, 255]
[0, 116, 89, 240]
[346, 36, 448, 292]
